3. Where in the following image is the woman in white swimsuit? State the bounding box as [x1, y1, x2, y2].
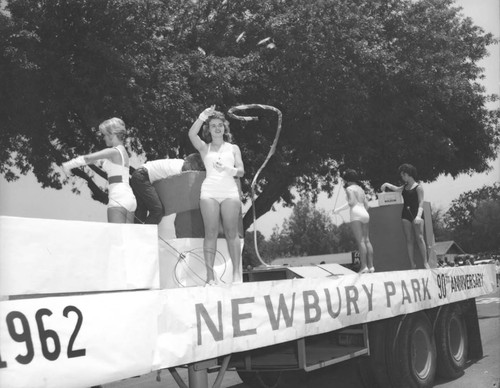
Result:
[189, 106, 245, 285]
[334, 169, 374, 273]
[62, 118, 137, 223]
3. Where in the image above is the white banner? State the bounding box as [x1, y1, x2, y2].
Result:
[0, 291, 160, 388]
[0, 266, 496, 387]
[0, 216, 159, 296]
[155, 265, 497, 367]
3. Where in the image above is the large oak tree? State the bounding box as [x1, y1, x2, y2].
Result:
[1, 0, 498, 230]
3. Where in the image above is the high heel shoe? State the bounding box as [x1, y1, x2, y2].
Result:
[359, 268, 370, 274]
[369, 267, 375, 273]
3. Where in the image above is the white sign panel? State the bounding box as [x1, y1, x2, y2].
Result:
[155, 265, 497, 367]
[0, 291, 159, 388]
[0, 216, 160, 296]
[0, 266, 496, 387]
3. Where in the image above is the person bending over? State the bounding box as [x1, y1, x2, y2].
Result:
[130, 153, 204, 224]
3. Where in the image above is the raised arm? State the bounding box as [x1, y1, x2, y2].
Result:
[188, 106, 215, 152]
[83, 148, 120, 164]
[380, 182, 404, 192]
[62, 147, 119, 171]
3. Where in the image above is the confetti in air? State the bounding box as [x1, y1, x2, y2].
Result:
[197, 47, 206, 55]
[257, 37, 271, 46]
[236, 32, 245, 43]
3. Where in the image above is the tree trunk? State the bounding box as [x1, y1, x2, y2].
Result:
[243, 170, 294, 231]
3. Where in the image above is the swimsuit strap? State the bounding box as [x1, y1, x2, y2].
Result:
[114, 146, 128, 167]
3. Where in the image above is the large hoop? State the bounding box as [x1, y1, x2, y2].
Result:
[227, 104, 283, 267]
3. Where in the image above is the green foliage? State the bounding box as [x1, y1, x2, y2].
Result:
[431, 205, 452, 242]
[445, 183, 500, 253]
[242, 229, 268, 267]
[259, 197, 355, 260]
[1, 0, 498, 230]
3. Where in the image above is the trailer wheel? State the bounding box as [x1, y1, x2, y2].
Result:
[368, 317, 401, 388]
[356, 356, 381, 388]
[391, 312, 437, 388]
[435, 304, 468, 379]
[237, 371, 258, 386]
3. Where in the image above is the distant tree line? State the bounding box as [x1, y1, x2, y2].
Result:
[243, 183, 500, 266]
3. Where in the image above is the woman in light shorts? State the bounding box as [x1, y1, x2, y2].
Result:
[334, 169, 374, 273]
[63, 118, 136, 223]
[188, 106, 245, 285]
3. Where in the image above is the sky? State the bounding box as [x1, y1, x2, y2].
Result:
[0, 0, 499, 237]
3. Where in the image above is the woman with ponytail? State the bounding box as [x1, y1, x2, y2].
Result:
[62, 118, 137, 223]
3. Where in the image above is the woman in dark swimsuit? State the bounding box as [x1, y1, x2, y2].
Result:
[381, 164, 430, 269]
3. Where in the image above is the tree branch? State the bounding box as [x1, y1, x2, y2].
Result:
[243, 170, 295, 231]
[70, 168, 108, 205]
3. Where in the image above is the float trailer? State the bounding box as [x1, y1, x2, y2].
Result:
[0, 173, 496, 388]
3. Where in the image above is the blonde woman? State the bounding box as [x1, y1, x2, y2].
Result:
[63, 118, 137, 223]
[334, 169, 374, 273]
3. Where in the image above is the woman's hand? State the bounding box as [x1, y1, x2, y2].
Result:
[198, 105, 216, 122]
[62, 156, 86, 172]
[214, 159, 237, 176]
[414, 216, 423, 225]
[380, 183, 387, 191]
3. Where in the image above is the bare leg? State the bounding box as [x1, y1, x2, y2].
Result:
[362, 223, 374, 270]
[402, 219, 416, 268]
[108, 207, 128, 223]
[221, 198, 242, 283]
[350, 221, 368, 272]
[413, 221, 429, 268]
[200, 198, 221, 284]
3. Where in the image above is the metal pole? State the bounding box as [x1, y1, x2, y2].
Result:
[188, 363, 209, 388]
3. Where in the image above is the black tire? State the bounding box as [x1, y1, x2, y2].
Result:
[356, 356, 381, 388]
[368, 317, 401, 388]
[390, 312, 437, 388]
[237, 371, 258, 386]
[435, 304, 468, 379]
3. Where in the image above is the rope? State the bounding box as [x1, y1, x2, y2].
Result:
[227, 104, 283, 267]
[99, 197, 229, 287]
[331, 177, 346, 225]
